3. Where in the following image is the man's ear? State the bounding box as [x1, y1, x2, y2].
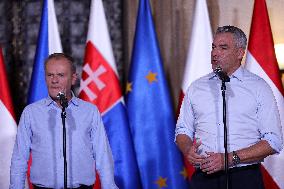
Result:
[72, 73, 78, 85]
[237, 48, 245, 60]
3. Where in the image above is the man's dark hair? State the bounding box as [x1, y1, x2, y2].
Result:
[216, 25, 247, 50]
[44, 53, 76, 73]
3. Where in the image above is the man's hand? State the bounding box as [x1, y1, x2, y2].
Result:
[200, 152, 224, 174]
[185, 141, 205, 167]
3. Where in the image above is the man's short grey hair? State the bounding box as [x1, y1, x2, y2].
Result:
[215, 25, 247, 50]
[44, 53, 76, 74]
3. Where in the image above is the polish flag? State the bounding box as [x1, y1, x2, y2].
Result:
[0, 47, 17, 189]
[244, 0, 284, 188]
[177, 0, 212, 179]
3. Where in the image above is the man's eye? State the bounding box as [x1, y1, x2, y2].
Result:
[58, 74, 64, 77]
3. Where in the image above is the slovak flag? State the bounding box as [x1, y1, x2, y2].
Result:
[244, 0, 284, 188]
[0, 46, 17, 189]
[27, 0, 62, 188]
[78, 0, 141, 188]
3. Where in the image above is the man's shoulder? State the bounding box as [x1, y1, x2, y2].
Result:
[240, 68, 275, 95]
[24, 98, 48, 109]
[242, 68, 268, 84]
[184, 73, 213, 95]
[20, 98, 49, 117]
[73, 97, 99, 111]
[191, 72, 213, 86]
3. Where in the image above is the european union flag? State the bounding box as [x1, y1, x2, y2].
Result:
[126, 0, 189, 188]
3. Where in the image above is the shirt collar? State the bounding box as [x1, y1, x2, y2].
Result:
[44, 92, 79, 107]
[230, 66, 244, 82]
[209, 65, 244, 82]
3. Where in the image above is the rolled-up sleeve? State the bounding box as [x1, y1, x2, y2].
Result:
[175, 88, 195, 142]
[257, 81, 283, 153]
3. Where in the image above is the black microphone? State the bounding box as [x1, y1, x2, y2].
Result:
[56, 92, 68, 108]
[214, 66, 230, 82]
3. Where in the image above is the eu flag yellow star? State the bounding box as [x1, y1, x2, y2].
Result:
[155, 176, 167, 188]
[180, 167, 188, 179]
[145, 70, 158, 84]
[126, 81, 132, 94]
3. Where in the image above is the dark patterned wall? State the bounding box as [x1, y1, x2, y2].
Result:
[0, 1, 14, 82]
[0, 0, 123, 120]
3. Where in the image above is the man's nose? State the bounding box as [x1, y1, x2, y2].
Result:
[211, 47, 216, 53]
[211, 48, 220, 57]
[51, 75, 59, 83]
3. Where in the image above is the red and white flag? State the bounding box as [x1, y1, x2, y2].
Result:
[0, 47, 17, 189]
[245, 0, 284, 188]
[180, 0, 212, 96]
[177, 0, 212, 179]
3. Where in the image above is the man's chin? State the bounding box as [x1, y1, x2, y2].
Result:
[48, 92, 59, 100]
[211, 64, 217, 71]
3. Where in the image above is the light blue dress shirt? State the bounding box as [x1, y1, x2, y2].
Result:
[10, 96, 118, 189]
[176, 66, 283, 166]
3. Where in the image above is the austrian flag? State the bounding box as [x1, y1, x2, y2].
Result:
[244, 0, 284, 188]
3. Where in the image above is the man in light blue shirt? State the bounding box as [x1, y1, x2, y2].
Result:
[176, 26, 283, 189]
[10, 53, 118, 189]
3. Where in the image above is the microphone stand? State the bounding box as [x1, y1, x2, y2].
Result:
[221, 79, 229, 189]
[60, 99, 68, 189]
[214, 66, 230, 189]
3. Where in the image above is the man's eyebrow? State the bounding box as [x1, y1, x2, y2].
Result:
[219, 44, 228, 47]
